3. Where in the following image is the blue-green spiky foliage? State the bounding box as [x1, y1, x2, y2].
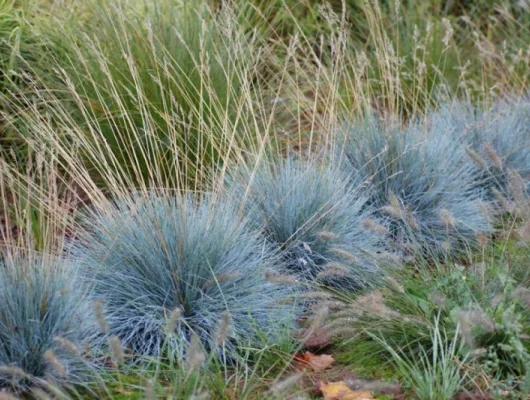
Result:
[429, 99, 530, 201]
[227, 158, 384, 291]
[338, 115, 492, 258]
[0, 254, 100, 390]
[73, 193, 296, 361]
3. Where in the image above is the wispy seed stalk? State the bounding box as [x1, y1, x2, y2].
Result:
[44, 350, 67, 378]
[109, 336, 125, 365]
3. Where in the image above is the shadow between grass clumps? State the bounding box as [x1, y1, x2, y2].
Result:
[71, 192, 299, 365]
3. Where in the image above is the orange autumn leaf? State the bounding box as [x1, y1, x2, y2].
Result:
[296, 351, 334, 372]
[317, 381, 375, 400]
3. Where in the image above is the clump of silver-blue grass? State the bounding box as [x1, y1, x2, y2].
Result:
[72, 193, 297, 361]
[430, 99, 530, 209]
[337, 115, 492, 258]
[227, 157, 384, 291]
[0, 253, 100, 390]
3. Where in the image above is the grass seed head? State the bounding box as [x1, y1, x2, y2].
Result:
[109, 336, 125, 365]
[484, 143, 503, 170]
[164, 307, 183, 335]
[93, 299, 109, 334]
[44, 351, 67, 378]
[186, 334, 206, 370]
[440, 208, 456, 229]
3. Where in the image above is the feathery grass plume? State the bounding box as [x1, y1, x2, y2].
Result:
[465, 146, 489, 171]
[363, 218, 388, 235]
[428, 292, 447, 309]
[214, 312, 232, 347]
[165, 308, 183, 336]
[386, 276, 405, 294]
[316, 231, 340, 241]
[338, 114, 491, 258]
[227, 157, 384, 291]
[0, 253, 100, 390]
[514, 287, 530, 309]
[73, 192, 297, 361]
[354, 290, 399, 319]
[144, 379, 156, 400]
[306, 306, 330, 333]
[439, 208, 456, 230]
[507, 168, 528, 210]
[264, 271, 300, 286]
[185, 334, 206, 371]
[517, 218, 530, 243]
[0, 366, 30, 381]
[484, 143, 503, 170]
[109, 337, 125, 366]
[43, 351, 66, 379]
[377, 251, 403, 267]
[455, 307, 496, 349]
[52, 338, 80, 358]
[328, 326, 358, 338]
[454, 310, 475, 348]
[93, 299, 109, 335]
[316, 263, 350, 279]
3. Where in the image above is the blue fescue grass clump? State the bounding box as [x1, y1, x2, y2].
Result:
[73, 193, 296, 361]
[0, 253, 99, 390]
[430, 99, 530, 204]
[227, 157, 384, 291]
[337, 115, 492, 258]
[479, 99, 530, 192]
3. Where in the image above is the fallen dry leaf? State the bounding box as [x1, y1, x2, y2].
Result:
[317, 381, 375, 400]
[296, 351, 334, 372]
